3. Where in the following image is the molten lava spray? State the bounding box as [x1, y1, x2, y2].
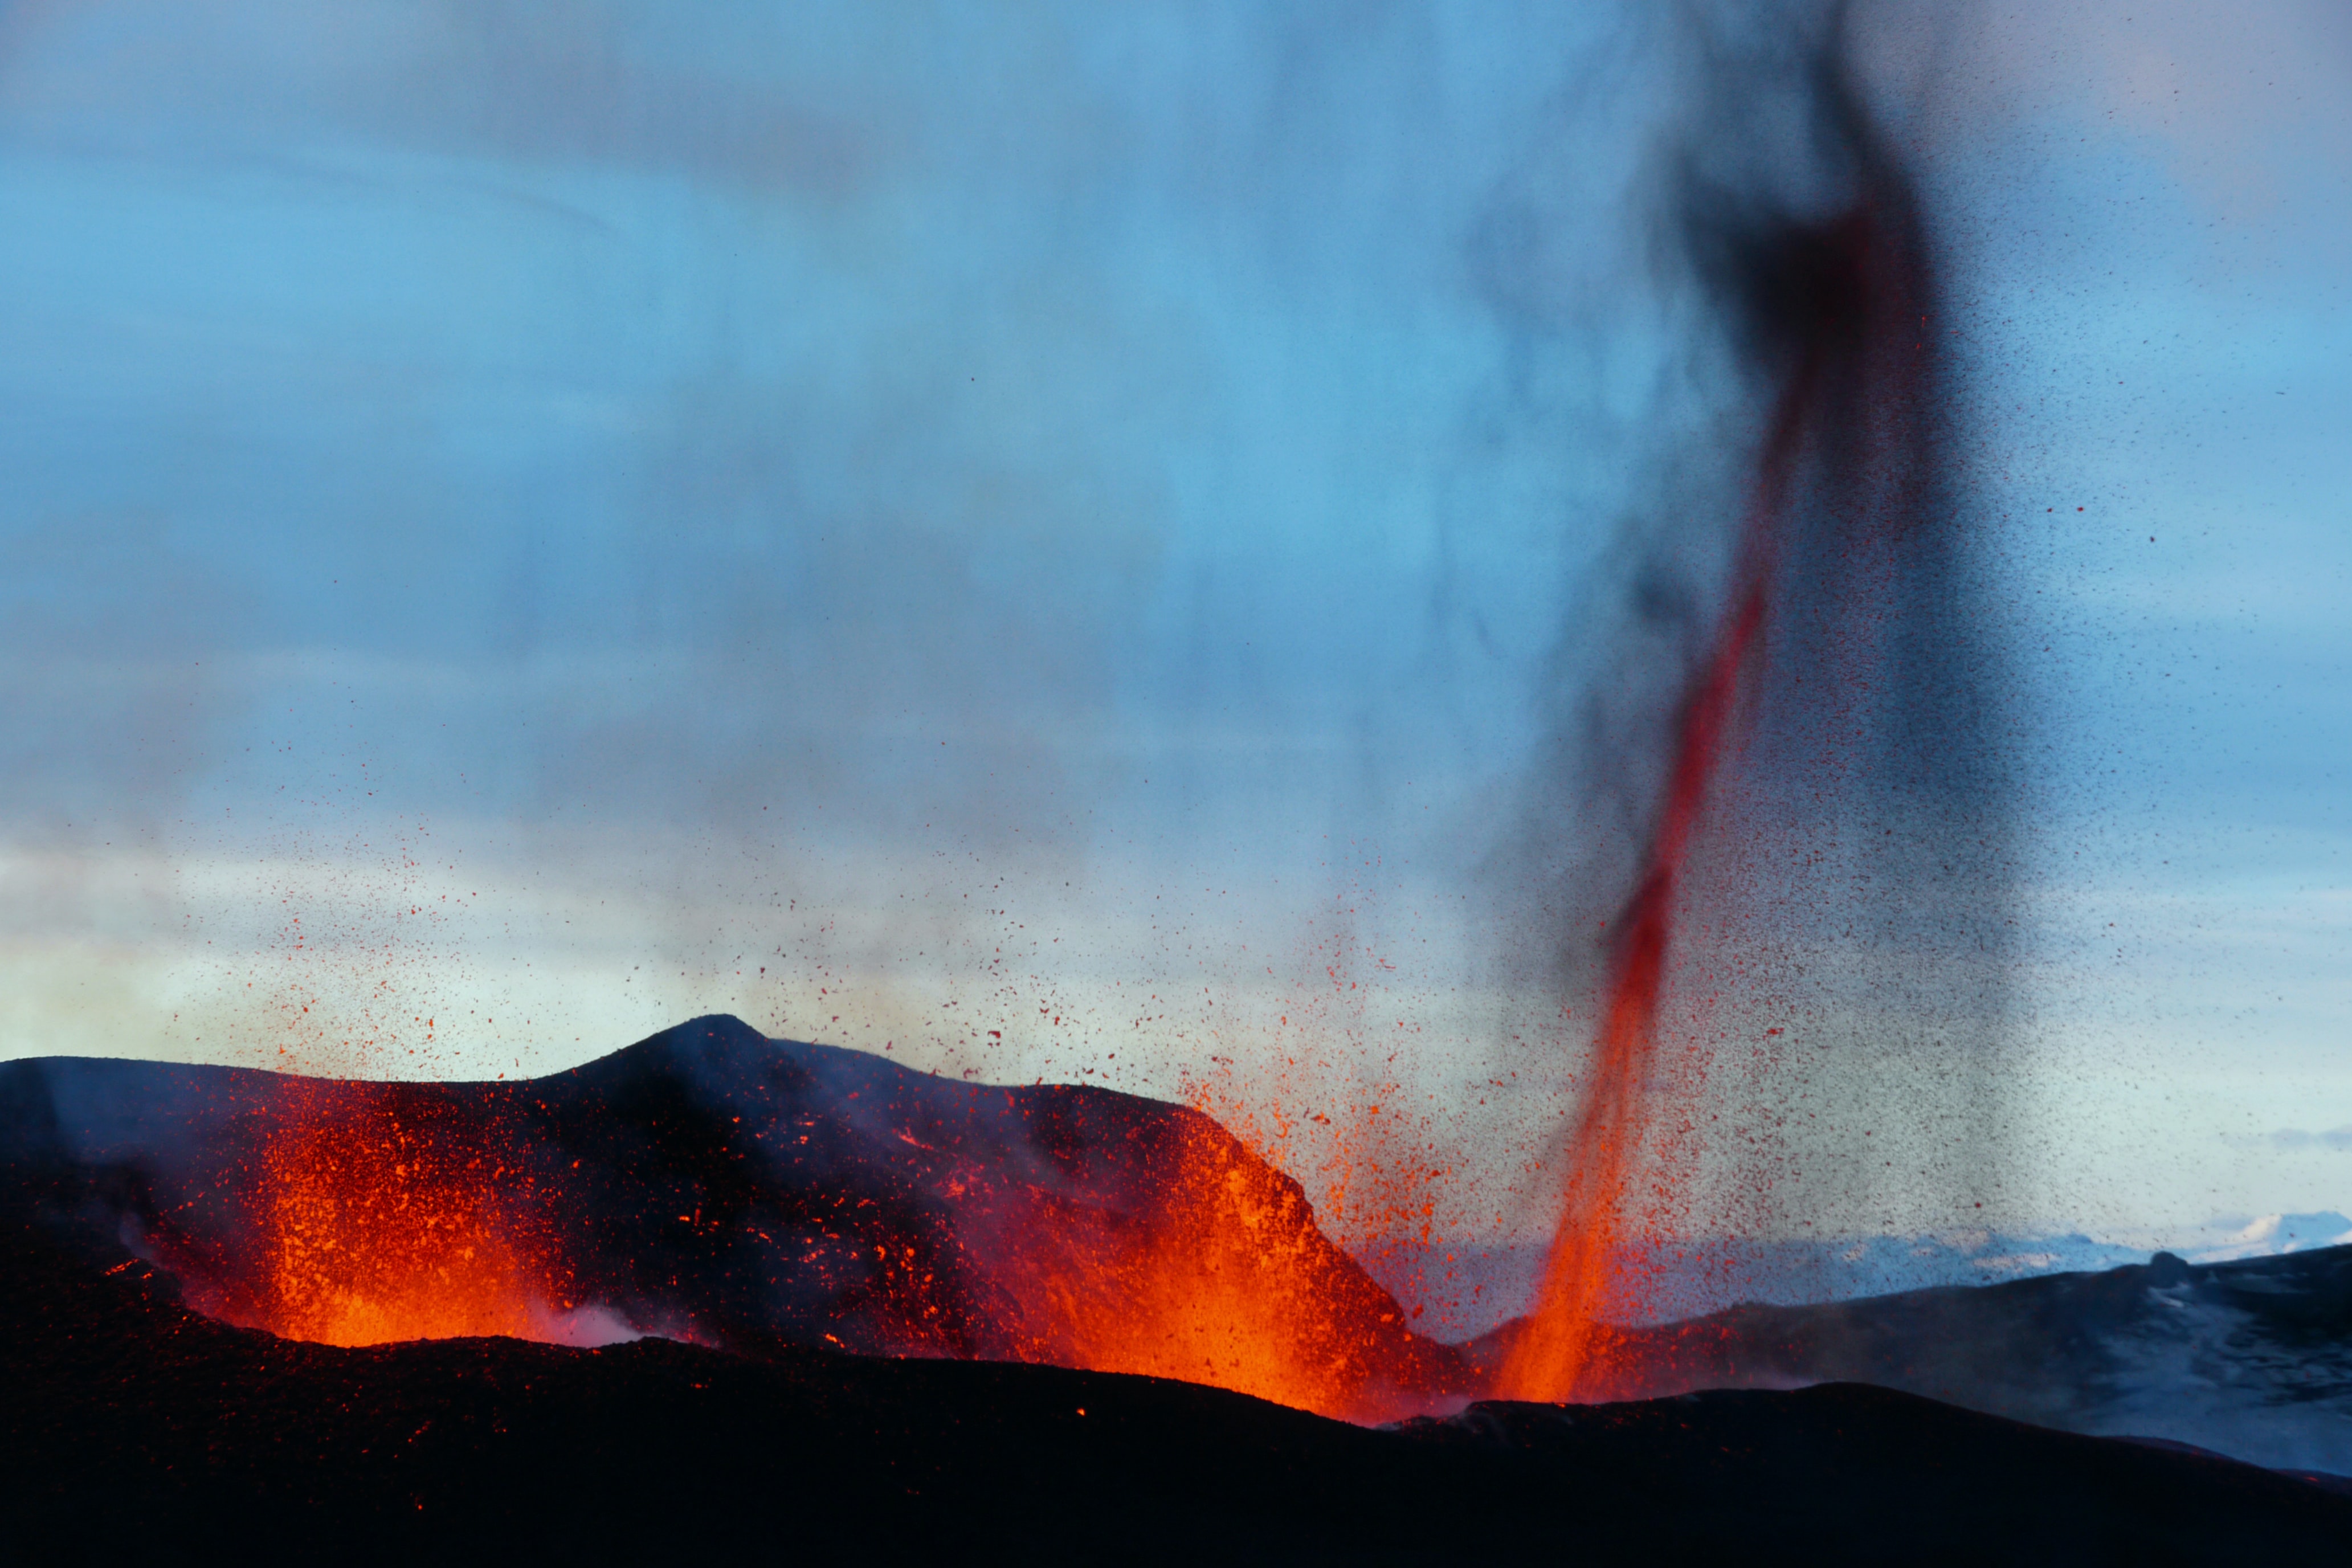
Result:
[247, 1088, 549, 1345]
[47, 7, 2018, 1426]
[1500, 12, 2011, 1400]
[1499, 409, 1785, 1399]
[147, 1079, 573, 1349]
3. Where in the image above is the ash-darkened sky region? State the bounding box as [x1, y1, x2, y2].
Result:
[2, 0, 2348, 1279]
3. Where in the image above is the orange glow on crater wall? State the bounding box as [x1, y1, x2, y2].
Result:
[1002, 1109, 1458, 1423]
[231, 1089, 557, 1348]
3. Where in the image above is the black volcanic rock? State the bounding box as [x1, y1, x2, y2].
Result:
[5, 1216, 2348, 1563]
[0, 1015, 1468, 1418]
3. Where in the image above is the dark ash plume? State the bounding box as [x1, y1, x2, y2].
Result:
[1499, 2, 2019, 1391]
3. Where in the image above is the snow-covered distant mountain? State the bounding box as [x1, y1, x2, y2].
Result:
[2180, 1213, 2352, 1265]
[1362, 1231, 2157, 1340]
[1464, 1246, 2352, 1477]
[1370, 1218, 2352, 1340]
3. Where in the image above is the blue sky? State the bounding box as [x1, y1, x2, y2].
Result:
[0, 1, 2345, 1245]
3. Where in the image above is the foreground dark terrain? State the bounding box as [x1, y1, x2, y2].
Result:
[7, 1193, 2351, 1558]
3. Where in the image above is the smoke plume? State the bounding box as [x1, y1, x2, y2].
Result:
[1501, 2, 2019, 1393]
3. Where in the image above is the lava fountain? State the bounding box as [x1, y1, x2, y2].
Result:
[1500, 18, 2006, 1400]
[142, 1080, 578, 1348]
[6, 9, 2013, 1429]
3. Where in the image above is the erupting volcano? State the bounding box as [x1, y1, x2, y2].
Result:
[5, 1018, 1471, 1423]
[10, 1022, 2352, 1559]
[10, 13, 2014, 1430]
[9, 0, 2349, 1558]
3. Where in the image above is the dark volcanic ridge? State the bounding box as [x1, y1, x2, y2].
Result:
[3, 1014, 1471, 1421]
[6, 1015, 2352, 1554]
[7, 1211, 2349, 1563]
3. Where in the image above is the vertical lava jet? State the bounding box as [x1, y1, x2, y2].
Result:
[1500, 9, 2016, 1400]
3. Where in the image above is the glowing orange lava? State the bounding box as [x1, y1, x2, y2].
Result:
[1496, 587, 1767, 1398]
[1004, 1109, 1460, 1423]
[1498, 356, 1808, 1401]
[233, 1089, 557, 1347]
[1500, 161, 1943, 1398]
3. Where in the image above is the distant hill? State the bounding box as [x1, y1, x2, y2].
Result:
[1470, 1244, 2352, 1475]
[2184, 1212, 2352, 1264]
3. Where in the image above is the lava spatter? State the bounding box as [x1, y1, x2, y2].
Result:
[1500, 17, 2006, 1399]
